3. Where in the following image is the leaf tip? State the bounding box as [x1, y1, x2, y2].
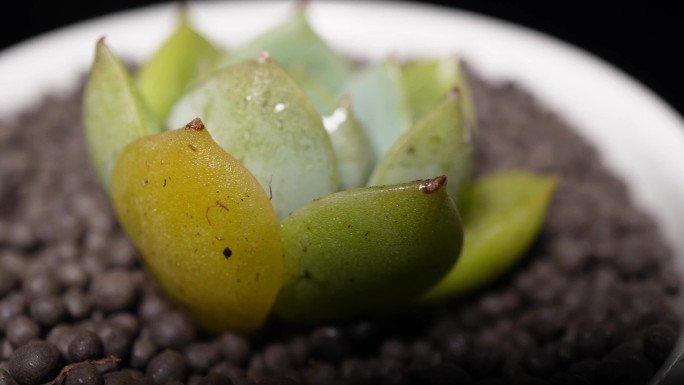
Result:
[449, 86, 461, 99]
[257, 51, 271, 64]
[185, 117, 205, 132]
[419, 175, 447, 194]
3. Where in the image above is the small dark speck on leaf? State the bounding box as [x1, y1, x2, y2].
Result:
[223, 247, 232, 259]
[163, 179, 167, 187]
[142, 179, 149, 186]
[188, 144, 197, 151]
[407, 146, 415, 155]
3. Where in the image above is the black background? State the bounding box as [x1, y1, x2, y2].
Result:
[1, 1, 682, 119]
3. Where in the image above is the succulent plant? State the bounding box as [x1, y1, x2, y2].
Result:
[83, 7, 556, 333]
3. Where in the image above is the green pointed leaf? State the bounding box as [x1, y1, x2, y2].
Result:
[83, 39, 161, 192]
[342, 58, 412, 159]
[167, 54, 338, 220]
[136, 14, 222, 122]
[273, 176, 463, 324]
[402, 57, 477, 131]
[287, 67, 338, 113]
[369, 90, 472, 200]
[216, 8, 353, 92]
[420, 172, 558, 303]
[288, 69, 375, 190]
[323, 98, 375, 190]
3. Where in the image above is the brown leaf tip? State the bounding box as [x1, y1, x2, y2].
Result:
[419, 175, 447, 194]
[448, 86, 461, 100]
[257, 51, 271, 64]
[185, 117, 205, 131]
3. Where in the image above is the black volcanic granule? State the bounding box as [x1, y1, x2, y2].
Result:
[0, 72, 681, 384]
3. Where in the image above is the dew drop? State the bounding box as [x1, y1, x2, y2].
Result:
[274, 103, 286, 113]
[322, 107, 348, 134]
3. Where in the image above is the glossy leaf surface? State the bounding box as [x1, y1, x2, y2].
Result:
[402, 57, 477, 131]
[83, 39, 161, 192]
[168, 54, 338, 220]
[216, 8, 353, 92]
[273, 176, 463, 324]
[369, 90, 472, 200]
[136, 14, 222, 122]
[421, 172, 557, 303]
[323, 98, 375, 190]
[341, 58, 412, 159]
[288, 70, 375, 190]
[110, 119, 283, 333]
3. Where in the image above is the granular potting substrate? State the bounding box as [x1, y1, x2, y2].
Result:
[0, 71, 680, 385]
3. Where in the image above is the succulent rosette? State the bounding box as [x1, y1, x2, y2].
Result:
[83, 6, 556, 334]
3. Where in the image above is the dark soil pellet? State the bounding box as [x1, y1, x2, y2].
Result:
[131, 337, 158, 369]
[0, 270, 18, 298]
[208, 361, 247, 383]
[642, 323, 678, 366]
[309, 326, 349, 363]
[64, 362, 104, 385]
[150, 311, 197, 350]
[57, 262, 89, 289]
[90, 269, 139, 313]
[0, 295, 25, 331]
[185, 342, 223, 374]
[147, 349, 188, 385]
[0, 369, 19, 385]
[62, 287, 93, 319]
[4, 316, 40, 348]
[29, 295, 67, 327]
[0, 69, 681, 385]
[108, 312, 140, 336]
[102, 370, 134, 385]
[46, 324, 77, 360]
[7, 341, 61, 385]
[68, 330, 103, 362]
[257, 376, 298, 385]
[96, 322, 133, 360]
[218, 333, 251, 367]
[22, 271, 61, 299]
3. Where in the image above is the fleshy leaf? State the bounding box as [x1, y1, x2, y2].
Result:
[369, 89, 472, 201]
[216, 7, 353, 92]
[402, 56, 477, 131]
[288, 69, 375, 190]
[136, 13, 222, 122]
[110, 119, 283, 334]
[341, 58, 412, 159]
[286, 67, 337, 113]
[273, 176, 463, 324]
[167, 54, 338, 220]
[420, 171, 558, 303]
[83, 39, 161, 192]
[323, 97, 375, 190]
